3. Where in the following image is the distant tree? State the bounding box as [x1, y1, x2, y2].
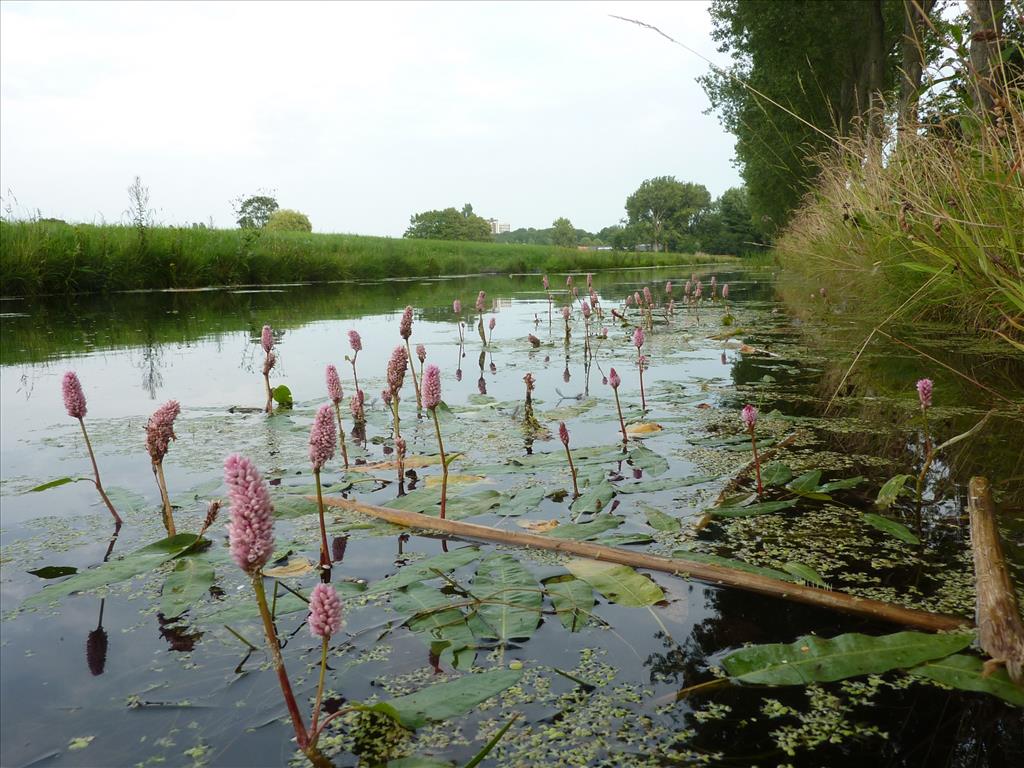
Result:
[694, 186, 766, 255]
[266, 209, 312, 232]
[625, 177, 711, 252]
[233, 192, 279, 229]
[405, 206, 492, 241]
[551, 217, 577, 248]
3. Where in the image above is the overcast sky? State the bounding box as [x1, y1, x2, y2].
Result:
[1, 1, 740, 236]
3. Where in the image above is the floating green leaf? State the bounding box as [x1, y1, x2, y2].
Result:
[628, 446, 669, 477]
[863, 513, 920, 545]
[909, 654, 1024, 707]
[271, 384, 293, 408]
[671, 550, 795, 581]
[160, 558, 215, 618]
[617, 474, 718, 494]
[786, 470, 822, 493]
[566, 559, 665, 607]
[371, 667, 523, 730]
[641, 504, 681, 532]
[542, 515, 622, 540]
[27, 477, 89, 493]
[709, 499, 798, 518]
[781, 562, 827, 588]
[818, 476, 865, 493]
[543, 397, 597, 421]
[27, 566, 78, 579]
[570, 480, 615, 515]
[392, 582, 477, 670]
[470, 553, 542, 643]
[494, 486, 548, 518]
[366, 547, 481, 595]
[722, 631, 974, 685]
[761, 462, 793, 487]
[876, 474, 912, 509]
[595, 532, 655, 546]
[543, 575, 594, 632]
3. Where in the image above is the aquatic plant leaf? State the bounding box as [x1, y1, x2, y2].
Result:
[27, 476, 89, 492]
[543, 397, 597, 421]
[387, 488, 503, 520]
[617, 474, 718, 494]
[786, 470, 822, 494]
[471, 553, 542, 642]
[862, 513, 920, 545]
[27, 566, 78, 579]
[628, 446, 669, 477]
[160, 558, 215, 618]
[570, 480, 615, 515]
[543, 514, 623, 540]
[386, 758, 451, 768]
[272, 495, 320, 519]
[466, 445, 623, 476]
[392, 583, 478, 669]
[710, 499, 798, 517]
[722, 631, 974, 685]
[366, 547, 481, 595]
[671, 551, 795, 582]
[263, 557, 315, 579]
[271, 384, 293, 408]
[493, 486, 549, 517]
[595, 533, 655, 546]
[817, 476, 865, 493]
[625, 422, 663, 435]
[876, 474, 912, 509]
[21, 533, 209, 608]
[566, 559, 665, 607]
[543, 575, 594, 632]
[371, 667, 524, 730]
[908, 654, 1024, 707]
[641, 504, 681, 532]
[781, 562, 827, 588]
[760, 462, 793, 487]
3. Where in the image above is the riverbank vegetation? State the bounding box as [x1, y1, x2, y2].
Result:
[699, 0, 1023, 348]
[0, 221, 726, 296]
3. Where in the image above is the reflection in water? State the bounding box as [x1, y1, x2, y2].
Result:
[158, 614, 204, 652]
[137, 336, 164, 400]
[86, 599, 108, 676]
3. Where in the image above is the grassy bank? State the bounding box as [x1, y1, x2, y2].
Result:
[0, 221, 728, 296]
[774, 105, 1023, 351]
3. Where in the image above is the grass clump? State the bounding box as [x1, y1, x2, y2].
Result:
[0, 221, 729, 296]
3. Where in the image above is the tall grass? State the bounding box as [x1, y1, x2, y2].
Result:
[775, 93, 1023, 350]
[0, 221, 729, 296]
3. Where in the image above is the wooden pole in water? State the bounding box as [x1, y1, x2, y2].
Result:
[968, 476, 1024, 684]
[315, 496, 971, 633]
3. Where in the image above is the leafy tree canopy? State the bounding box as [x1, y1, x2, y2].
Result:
[234, 193, 279, 229]
[694, 186, 766, 256]
[551, 217, 577, 248]
[266, 209, 312, 232]
[625, 176, 711, 252]
[405, 206, 492, 242]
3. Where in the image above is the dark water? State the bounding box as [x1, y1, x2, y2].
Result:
[1, 266, 1022, 768]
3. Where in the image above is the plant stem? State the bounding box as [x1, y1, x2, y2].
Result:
[613, 389, 628, 444]
[251, 574, 309, 750]
[333, 403, 349, 470]
[431, 408, 448, 520]
[78, 418, 122, 525]
[310, 636, 329, 734]
[564, 444, 579, 498]
[314, 470, 331, 571]
[749, 428, 763, 496]
[349, 352, 359, 399]
[390, 396, 403, 487]
[152, 459, 176, 536]
[263, 371, 273, 414]
[405, 340, 422, 409]
[638, 352, 646, 411]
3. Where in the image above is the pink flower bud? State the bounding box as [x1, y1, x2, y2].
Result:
[261, 325, 273, 354]
[542, 275, 549, 290]
[489, 317, 496, 331]
[586, 273, 593, 288]
[916, 378, 933, 409]
[476, 291, 486, 313]
[62, 371, 87, 419]
[262, 350, 276, 375]
[722, 284, 729, 299]
[326, 365, 343, 404]
[453, 299, 461, 314]
[387, 345, 408, 394]
[307, 583, 343, 639]
[684, 280, 691, 296]
[625, 294, 633, 307]
[633, 327, 645, 349]
[348, 329, 362, 353]
[643, 286, 653, 306]
[562, 306, 570, 321]
[566, 275, 573, 287]
[309, 403, 336, 471]
[423, 364, 441, 409]
[559, 421, 570, 446]
[582, 301, 591, 319]
[224, 454, 275, 574]
[741, 404, 758, 430]
[399, 306, 413, 340]
[382, 388, 392, 405]
[600, 327, 608, 338]
[416, 344, 426, 364]
[665, 281, 672, 294]
[609, 367, 621, 389]
[634, 291, 641, 306]
[145, 400, 181, 462]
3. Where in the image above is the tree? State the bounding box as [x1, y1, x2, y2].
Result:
[625, 177, 711, 252]
[233, 193, 279, 229]
[404, 206, 492, 241]
[265, 209, 312, 232]
[694, 187, 766, 256]
[551, 217, 577, 248]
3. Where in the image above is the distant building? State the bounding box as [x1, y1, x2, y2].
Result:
[487, 218, 511, 235]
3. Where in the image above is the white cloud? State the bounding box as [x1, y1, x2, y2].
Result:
[1, 0, 739, 234]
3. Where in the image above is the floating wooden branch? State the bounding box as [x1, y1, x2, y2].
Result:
[968, 476, 1024, 684]
[315, 495, 970, 633]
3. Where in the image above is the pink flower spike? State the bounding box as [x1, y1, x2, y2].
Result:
[722, 284, 729, 299]
[542, 275, 549, 290]
[387, 345, 408, 394]
[261, 325, 273, 354]
[609, 368, 621, 389]
[600, 327, 608, 338]
[348, 330, 362, 353]
[224, 454, 275, 574]
[633, 291, 641, 306]
[326, 365, 343, 404]
[146, 400, 181, 462]
[625, 294, 633, 307]
[559, 421, 570, 446]
[307, 583, 344, 639]
[582, 302, 591, 319]
[562, 306, 570, 321]
[416, 344, 426, 364]
[309, 403, 336, 471]
[262, 350, 276, 376]
[489, 317, 496, 331]
[476, 291, 486, 313]
[400, 306, 413, 340]
[423, 364, 441, 409]
[741, 404, 758, 430]
[586, 273, 593, 288]
[62, 371, 87, 419]
[916, 379, 933, 409]
[684, 280, 691, 296]
[382, 388, 392, 405]
[643, 286, 653, 306]
[453, 299, 461, 314]
[665, 281, 672, 295]
[632, 327, 645, 349]
[566, 275, 573, 286]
